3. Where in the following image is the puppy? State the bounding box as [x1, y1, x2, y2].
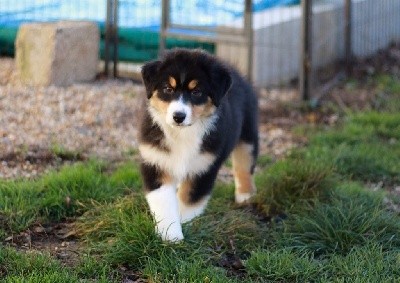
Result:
[139, 48, 258, 241]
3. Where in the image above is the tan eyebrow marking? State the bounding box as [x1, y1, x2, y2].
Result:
[188, 80, 198, 90]
[169, 76, 177, 88]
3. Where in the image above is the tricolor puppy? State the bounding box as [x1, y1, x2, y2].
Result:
[139, 49, 258, 241]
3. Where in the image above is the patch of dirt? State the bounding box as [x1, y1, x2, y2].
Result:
[351, 42, 400, 80]
[218, 252, 247, 278]
[4, 221, 81, 267]
[0, 145, 85, 179]
[321, 42, 400, 110]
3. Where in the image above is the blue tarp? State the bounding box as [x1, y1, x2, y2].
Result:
[0, 0, 300, 28]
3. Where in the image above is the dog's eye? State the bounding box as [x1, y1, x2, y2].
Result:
[163, 87, 174, 95]
[191, 90, 202, 97]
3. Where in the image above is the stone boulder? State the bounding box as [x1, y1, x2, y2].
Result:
[15, 21, 99, 86]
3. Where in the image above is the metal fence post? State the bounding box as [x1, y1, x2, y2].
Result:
[113, 0, 119, 77]
[300, 0, 312, 101]
[159, 0, 169, 56]
[345, 0, 352, 75]
[104, 0, 112, 76]
[104, 0, 118, 78]
[244, 0, 253, 82]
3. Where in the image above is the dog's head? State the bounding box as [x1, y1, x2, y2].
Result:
[141, 49, 232, 127]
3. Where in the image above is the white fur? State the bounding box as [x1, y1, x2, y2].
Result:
[235, 192, 253, 204]
[178, 196, 210, 223]
[166, 97, 192, 126]
[139, 144, 215, 182]
[141, 106, 218, 181]
[145, 184, 183, 242]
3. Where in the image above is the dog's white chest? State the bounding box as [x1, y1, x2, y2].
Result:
[139, 125, 215, 182]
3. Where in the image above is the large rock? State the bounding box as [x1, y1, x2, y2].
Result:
[15, 21, 99, 86]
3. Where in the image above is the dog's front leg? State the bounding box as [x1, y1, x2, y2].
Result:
[146, 184, 183, 241]
[141, 164, 183, 242]
[178, 166, 219, 223]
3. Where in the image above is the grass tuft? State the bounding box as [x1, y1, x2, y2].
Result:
[253, 159, 334, 217]
[245, 248, 321, 282]
[185, 208, 269, 254]
[144, 254, 233, 283]
[77, 193, 174, 269]
[328, 243, 400, 281]
[279, 183, 400, 255]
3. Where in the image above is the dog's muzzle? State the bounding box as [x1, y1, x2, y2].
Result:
[167, 98, 192, 126]
[172, 111, 186, 124]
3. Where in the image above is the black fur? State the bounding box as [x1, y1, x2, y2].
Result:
[140, 163, 163, 191]
[139, 110, 169, 151]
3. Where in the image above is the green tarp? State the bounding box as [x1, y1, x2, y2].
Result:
[0, 26, 214, 62]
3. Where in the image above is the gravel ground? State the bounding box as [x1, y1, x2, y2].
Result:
[0, 57, 300, 179]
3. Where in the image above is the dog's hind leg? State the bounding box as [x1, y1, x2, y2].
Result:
[231, 141, 257, 203]
[178, 166, 219, 223]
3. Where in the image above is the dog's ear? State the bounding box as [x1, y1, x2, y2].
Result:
[141, 60, 162, 98]
[210, 64, 232, 107]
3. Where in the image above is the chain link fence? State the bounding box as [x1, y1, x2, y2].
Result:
[305, 0, 400, 102]
[1, 0, 399, 98]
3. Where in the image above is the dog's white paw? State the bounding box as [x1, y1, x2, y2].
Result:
[146, 184, 184, 242]
[235, 192, 254, 204]
[156, 222, 184, 242]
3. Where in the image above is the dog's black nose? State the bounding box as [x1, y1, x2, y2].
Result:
[173, 112, 186, 124]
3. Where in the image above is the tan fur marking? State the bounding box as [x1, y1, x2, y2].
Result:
[161, 172, 173, 185]
[178, 179, 192, 205]
[231, 143, 256, 196]
[143, 171, 172, 192]
[234, 170, 255, 194]
[169, 76, 177, 88]
[149, 91, 169, 113]
[188, 80, 198, 90]
[192, 97, 216, 119]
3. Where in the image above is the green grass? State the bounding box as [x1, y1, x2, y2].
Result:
[278, 183, 400, 255]
[245, 249, 321, 282]
[0, 247, 118, 282]
[245, 244, 400, 282]
[300, 111, 400, 184]
[1, 74, 400, 282]
[50, 143, 84, 161]
[253, 159, 334, 217]
[0, 160, 141, 237]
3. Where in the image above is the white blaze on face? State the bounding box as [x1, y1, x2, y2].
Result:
[166, 97, 192, 126]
